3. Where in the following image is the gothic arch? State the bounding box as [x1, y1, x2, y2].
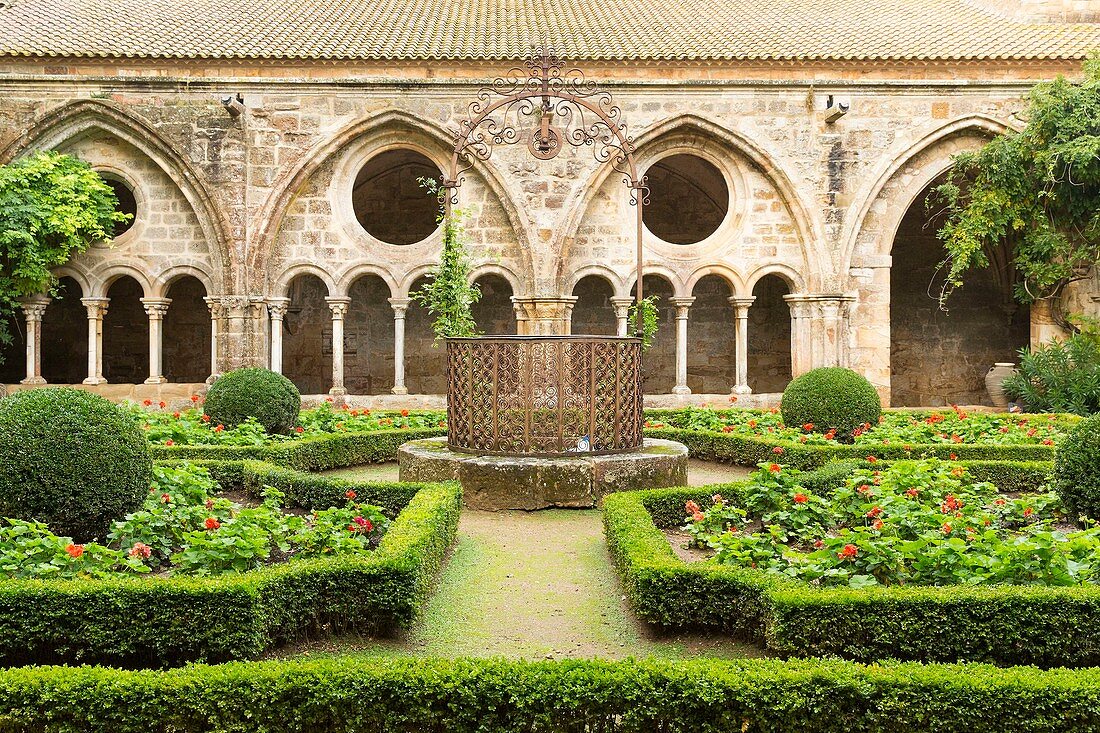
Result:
[0, 100, 232, 293]
[841, 114, 1019, 274]
[252, 109, 534, 292]
[557, 114, 828, 292]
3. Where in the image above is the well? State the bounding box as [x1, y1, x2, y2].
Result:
[445, 335, 643, 456]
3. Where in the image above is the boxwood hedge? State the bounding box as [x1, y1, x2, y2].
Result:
[2, 656, 1100, 733]
[0, 442, 461, 667]
[605, 464, 1100, 667]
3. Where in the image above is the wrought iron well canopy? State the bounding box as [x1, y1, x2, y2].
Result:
[442, 46, 648, 457]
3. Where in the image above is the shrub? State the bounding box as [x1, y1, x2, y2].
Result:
[1054, 414, 1100, 524]
[781, 367, 882, 440]
[1003, 330, 1100, 415]
[204, 368, 301, 434]
[0, 388, 152, 541]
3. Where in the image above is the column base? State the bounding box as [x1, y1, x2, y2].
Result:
[391, 386, 409, 395]
[672, 385, 691, 396]
[731, 384, 753, 395]
[19, 377, 46, 386]
[82, 377, 107, 385]
[205, 374, 219, 385]
[144, 376, 168, 385]
[329, 387, 348, 396]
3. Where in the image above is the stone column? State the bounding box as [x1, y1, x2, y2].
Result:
[1030, 297, 1069, 346]
[609, 296, 635, 337]
[389, 297, 411, 395]
[669, 296, 695, 395]
[140, 297, 171, 384]
[203, 297, 228, 383]
[784, 294, 813, 378]
[265, 297, 290, 374]
[80, 297, 109, 385]
[325, 297, 351, 396]
[510, 297, 578, 335]
[728, 296, 756, 394]
[18, 295, 50, 385]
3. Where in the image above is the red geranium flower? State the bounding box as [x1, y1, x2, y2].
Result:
[161, 493, 171, 503]
[205, 517, 221, 530]
[872, 519, 885, 531]
[129, 542, 152, 559]
[65, 543, 84, 559]
[685, 500, 701, 515]
[295, 426, 304, 433]
[866, 506, 883, 519]
[190, 395, 200, 403]
[201, 414, 211, 422]
[942, 523, 952, 535]
[173, 411, 181, 419]
[1024, 507, 1034, 517]
[768, 463, 782, 473]
[213, 424, 224, 432]
[838, 544, 859, 561]
[346, 490, 357, 500]
[772, 446, 784, 455]
[142, 399, 152, 406]
[802, 423, 814, 432]
[158, 401, 166, 409]
[401, 409, 410, 417]
[165, 439, 174, 446]
[793, 493, 808, 504]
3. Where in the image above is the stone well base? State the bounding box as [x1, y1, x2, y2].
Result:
[398, 437, 688, 511]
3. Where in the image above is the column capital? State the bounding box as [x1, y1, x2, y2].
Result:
[609, 296, 635, 308]
[265, 296, 291, 319]
[203, 295, 229, 319]
[325, 296, 351, 317]
[388, 297, 412, 315]
[140, 297, 172, 318]
[19, 294, 50, 320]
[728, 296, 757, 310]
[669, 296, 694, 319]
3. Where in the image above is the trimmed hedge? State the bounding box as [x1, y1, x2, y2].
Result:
[605, 480, 1100, 666]
[0, 387, 152, 540]
[1055, 414, 1100, 524]
[151, 426, 446, 470]
[0, 459, 461, 667]
[3, 656, 1100, 733]
[644, 425, 1058, 471]
[781, 366, 882, 437]
[204, 367, 301, 434]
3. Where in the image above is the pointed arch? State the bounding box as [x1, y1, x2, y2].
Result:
[841, 114, 1020, 274]
[556, 113, 827, 292]
[0, 99, 232, 293]
[252, 109, 534, 292]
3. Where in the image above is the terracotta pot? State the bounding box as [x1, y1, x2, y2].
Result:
[985, 362, 1017, 409]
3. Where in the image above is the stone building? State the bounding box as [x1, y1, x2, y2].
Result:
[0, 0, 1097, 407]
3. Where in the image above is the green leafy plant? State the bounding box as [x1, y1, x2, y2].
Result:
[627, 295, 659, 350]
[412, 178, 481, 340]
[204, 367, 301, 434]
[1003, 323, 1100, 415]
[0, 151, 128, 358]
[932, 55, 1100, 327]
[0, 387, 152, 541]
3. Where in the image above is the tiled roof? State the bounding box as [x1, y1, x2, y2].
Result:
[0, 0, 1097, 62]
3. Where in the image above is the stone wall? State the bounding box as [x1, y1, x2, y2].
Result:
[0, 57, 1095, 403]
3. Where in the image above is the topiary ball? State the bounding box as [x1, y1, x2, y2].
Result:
[780, 367, 882, 440]
[204, 367, 301, 434]
[0, 388, 152, 541]
[1054, 414, 1100, 525]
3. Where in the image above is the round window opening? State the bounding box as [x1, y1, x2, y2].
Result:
[103, 177, 137, 238]
[642, 154, 729, 245]
[353, 150, 442, 245]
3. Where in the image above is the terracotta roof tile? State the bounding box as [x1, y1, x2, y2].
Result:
[0, 0, 1096, 61]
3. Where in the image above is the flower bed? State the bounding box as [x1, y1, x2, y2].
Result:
[0, 458, 461, 666]
[604, 460, 1100, 666]
[0, 656, 1097, 733]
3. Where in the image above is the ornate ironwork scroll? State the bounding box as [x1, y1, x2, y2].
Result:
[442, 44, 650, 330]
[446, 336, 643, 457]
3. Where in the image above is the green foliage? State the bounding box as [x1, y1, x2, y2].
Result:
[0, 387, 151, 541]
[627, 295, 659, 350]
[1054, 414, 1100, 525]
[932, 56, 1100, 315]
[0, 456, 461, 666]
[780, 367, 882, 439]
[0, 151, 127, 357]
[1003, 327, 1100, 415]
[412, 178, 481, 339]
[204, 368, 301, 434]
[5, 656, 1100, 733]
[605, 483, 1100, 665]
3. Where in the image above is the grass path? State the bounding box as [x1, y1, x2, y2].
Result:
[279, 458, 758, 660]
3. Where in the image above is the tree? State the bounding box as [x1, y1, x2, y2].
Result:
[932, 55, 1100, 329]
[0, 151, 126, 358]
[411, 178, 481, 340]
